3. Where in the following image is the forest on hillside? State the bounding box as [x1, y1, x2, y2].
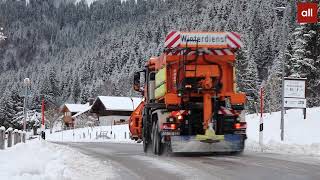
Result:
[0, 0, 319, 128]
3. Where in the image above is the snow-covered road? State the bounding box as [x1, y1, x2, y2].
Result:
[56, 142, 320, 180]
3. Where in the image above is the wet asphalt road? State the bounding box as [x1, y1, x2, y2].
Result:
[54, 142, 320, 180]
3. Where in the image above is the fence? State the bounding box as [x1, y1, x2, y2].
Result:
[0, 126, 27, 150]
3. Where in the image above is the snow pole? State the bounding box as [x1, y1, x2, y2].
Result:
[41, 98, 46, 140]
[259, 87, 264, 150]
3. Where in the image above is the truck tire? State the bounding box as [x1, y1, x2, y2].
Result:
[142, 115, 150, 153]
[142, 127, 148, 153]
[152, 122, 157, 154]
[155, 122, 163, 155]
[152, 121, 162, 155]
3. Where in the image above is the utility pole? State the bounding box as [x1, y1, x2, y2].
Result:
[280, 62, 285, 141]
[274, 5, 289, 141]
[280, 7, 289, 142]
[23, 78, 31, 131]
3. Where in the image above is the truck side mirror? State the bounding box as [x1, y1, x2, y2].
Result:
[133, 72, 141, 92]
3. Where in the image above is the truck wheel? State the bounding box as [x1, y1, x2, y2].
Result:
[152, 122, 158, 154]
[142, 116, 150, 153]
[142, 127, 148, 153]
[155, 122, 163, 155]
[152, 121, 162, 155]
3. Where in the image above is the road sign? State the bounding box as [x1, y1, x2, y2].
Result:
[284, 78, 306, 98]
[283, 77, 307, 122]
[164, 31, 243, 49]
[284, 98, 306, 108]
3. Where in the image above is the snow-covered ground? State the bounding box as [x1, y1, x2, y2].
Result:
[46, 124, 134, 143]
[0, 140, 115, 180]
[246, 107, 320, 156]
[46, 107, 320, 156]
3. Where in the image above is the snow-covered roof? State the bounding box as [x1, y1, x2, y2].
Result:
[72, 105, 92, 118]
[96, 96, 142, 111]
[64, 103, 90, 113]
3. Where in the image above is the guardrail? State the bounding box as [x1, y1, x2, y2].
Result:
[0, 126, 26, 150]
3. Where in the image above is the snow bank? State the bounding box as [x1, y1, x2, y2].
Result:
[246, 107, 320, 156]
[0, 140, 115, 180]
[46, 124, 135, 143]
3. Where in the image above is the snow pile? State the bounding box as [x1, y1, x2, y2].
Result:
[0, 140, 115, 180]
[246, 107, 320, 156]
[46, 124, 135, 143]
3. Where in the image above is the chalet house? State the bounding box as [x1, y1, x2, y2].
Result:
[60, 103, 90, 127]
[90, 96, 142, 126]
[72, 105, 98, 128]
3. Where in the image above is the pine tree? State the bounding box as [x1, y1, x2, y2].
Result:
[288, 25, 317, 77]
[242, 58, 259, 112]
[288, 23, 320, 106]
[72, 74, 81, 103]
[0, 0, 319, 116]
[49, 67, 60, 97]
[0, 89, 24, 128]
[80, 85, 90, 104]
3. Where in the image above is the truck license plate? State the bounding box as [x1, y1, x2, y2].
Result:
[161, 131, 180, 136]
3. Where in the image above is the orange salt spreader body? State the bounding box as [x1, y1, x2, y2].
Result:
[129, 100, 144, 141]
[129, 31, 247, 155]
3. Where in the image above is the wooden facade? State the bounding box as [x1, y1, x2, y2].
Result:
[90, 96, 141, 126]
[60, 104, 89, 127]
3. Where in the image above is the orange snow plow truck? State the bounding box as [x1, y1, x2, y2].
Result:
[129, 31, 247, 155]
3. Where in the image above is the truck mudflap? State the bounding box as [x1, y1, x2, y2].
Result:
[170, 134, 244, 153]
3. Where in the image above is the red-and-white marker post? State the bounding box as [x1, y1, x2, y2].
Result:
[41, 98, 46, 139]
[259, 87, 264, 149]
